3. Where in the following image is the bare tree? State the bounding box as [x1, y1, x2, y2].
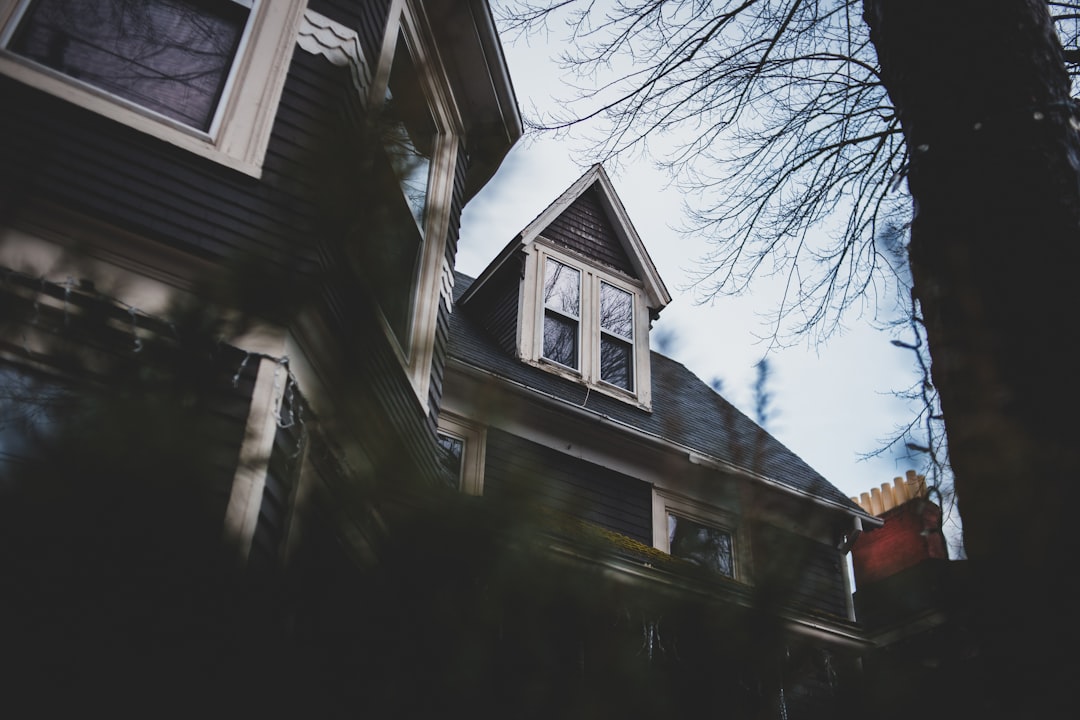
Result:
[499, 1, 1080, 339]
[501, 1, 1080, 715]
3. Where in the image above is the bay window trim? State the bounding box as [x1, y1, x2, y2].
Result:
[368, 0, 461, 411]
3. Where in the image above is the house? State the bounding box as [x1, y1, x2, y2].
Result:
[431, 164, 882, 718]
[0, 0, 520, 714]
[0, 1, 889, 715]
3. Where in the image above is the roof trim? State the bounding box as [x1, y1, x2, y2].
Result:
[425, 0, 523, 200]
[459, 164, 672, 308]
[448, 355, 880, 526]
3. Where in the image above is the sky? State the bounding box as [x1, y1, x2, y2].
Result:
[457, 16, 944, 522]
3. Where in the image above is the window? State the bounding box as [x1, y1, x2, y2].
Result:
[527, 247, 648, 405]
[365, 27, 440, 352]
[0, 362, 69, 480]
[6, 0, 248, 131]
[653, 489, 747, 582]
[667, 514, 734, 578]
[435, 414, 485, 496]
[542, 258, 581, 369]
[599, 281, 633, 390]
[0, 0, 305, 175]
[436, 431, 464, 490]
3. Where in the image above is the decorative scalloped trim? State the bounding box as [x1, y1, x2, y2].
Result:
[440, 256, 455, 308]
[296, 10, 371, 101]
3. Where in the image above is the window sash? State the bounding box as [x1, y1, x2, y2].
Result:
[667, 513, 735, 579]
[543, 311, 579, 369]
[5, 0, 251, 132]
[599, 333, 633, 390]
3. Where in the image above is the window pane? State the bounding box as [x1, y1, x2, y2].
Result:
[600, 336, 632, 390]
[385, 30, 436, 229]
[9, 0, 248, 131]
[668, 514, 734, 578]
[367, 149, 424, 350]
[543, 259, 580, 317]
[0, 365, 70, 483]
[600, 282, 633, 339]
[543, 312, 578, 368]
[436, 432, 464, 490]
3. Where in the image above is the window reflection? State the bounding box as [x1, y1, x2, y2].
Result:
[384, 30, 436, 230]
[600, 282, 633, 339]
[9, 0, 249, 131]
[436, 432, 464, 490]
[600, 282, 633, 390]
[668, 514, 734, 578]
[543, 259, 580, 368]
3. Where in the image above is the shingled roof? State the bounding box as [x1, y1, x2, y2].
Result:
[449, 271, 869, 518]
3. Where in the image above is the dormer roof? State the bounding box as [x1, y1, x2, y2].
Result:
[460, 164, 671, 310]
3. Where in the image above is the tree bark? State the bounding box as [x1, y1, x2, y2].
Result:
[864, 0, 1080, 713]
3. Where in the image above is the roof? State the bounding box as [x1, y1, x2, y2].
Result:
[459, 164, 671, 310]
[449, 271, 870, 519]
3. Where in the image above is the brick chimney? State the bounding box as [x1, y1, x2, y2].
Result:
[850, 470, 948, 586]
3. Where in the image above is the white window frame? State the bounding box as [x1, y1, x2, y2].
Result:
[0, 0, 306, 177]
[540, 256, 582, 372]
[521, 241, 653, 408]
[436, 412, 485, 496]
[366, 0, 461, 411]
[652, 488, 751, 583]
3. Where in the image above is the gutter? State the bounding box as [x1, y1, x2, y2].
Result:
[449, 356, 882, 527]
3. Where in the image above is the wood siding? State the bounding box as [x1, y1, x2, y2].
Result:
[484, 428, 652, 544]
[752, 523, 849, 618]
[428, 146, 471, 434]
[465, 261, 521, 357]
[543, 185, 637, 277]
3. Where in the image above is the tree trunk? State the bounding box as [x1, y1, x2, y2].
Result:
[864, 0, 1080, 714]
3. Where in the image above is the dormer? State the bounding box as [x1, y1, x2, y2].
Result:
[460, 165, 671, 409]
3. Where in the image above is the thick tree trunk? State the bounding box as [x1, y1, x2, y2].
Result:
[864, 0, 1080, 714]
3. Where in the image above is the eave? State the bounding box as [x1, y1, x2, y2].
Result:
[425, 0, 523, 200]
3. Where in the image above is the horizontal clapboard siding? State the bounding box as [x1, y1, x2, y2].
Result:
[466, 263, 520, 357]
[752, 523, 849, 618]
[484, 428, 652, 544]
[0, 50, 350, 272]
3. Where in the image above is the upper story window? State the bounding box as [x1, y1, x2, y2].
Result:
[0, 0, 306, 176]
[527, 248, 648, 404]
[542, 258, 581, 369]
[6, 0, 248, 132]
[384, 30, 436, 230]
[599, 281, 633, 391]
[365, 26, 443, 354]
[362, 5, 459, 410]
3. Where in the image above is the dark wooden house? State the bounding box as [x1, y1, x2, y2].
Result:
[436, 164, 882, 718]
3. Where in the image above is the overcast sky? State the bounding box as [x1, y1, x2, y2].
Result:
[458, 19, 938, 518]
